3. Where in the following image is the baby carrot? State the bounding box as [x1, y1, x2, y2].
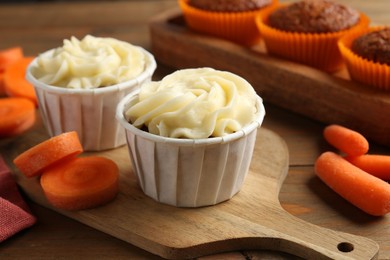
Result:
[13, 131, 83, 178]
[346, 154, 390, 181]
[40, 156, 119, 211]
[0, 47, 23, 72]
[323, 124, 369, 156]
[315, 151, 390, 216]
[0, 97, 36, 138]
[3, 56, 37, 106]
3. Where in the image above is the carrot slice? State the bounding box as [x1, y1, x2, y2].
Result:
[0, 72, 5, 95]
[13, 131, 83, 178]
[315, 151, 390, 216]
[6, 113, 36, 137]
[323, 124, 369, 156]
[0, 47, 23, 72]
[3, 57, 37, 105]
[0, 97, 36, 137]
[346, 154, 390, 181]
[40, 156, 119, 211]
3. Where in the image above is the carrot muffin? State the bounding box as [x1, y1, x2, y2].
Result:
[338, 27, 390, 90]
[116, 68, 265, 207]
[267, 0, 359, 33]
[26, 35, 157, 151]
[179, 0, 278, 46]
[351, 28, 390, 65]
[256, 0, 369, 71]
[188, 0, 272, 12]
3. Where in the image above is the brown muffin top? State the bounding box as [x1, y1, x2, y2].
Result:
[188, 0, 273, 12]
[351, 28, 390, 65]
[268, 0, 360, 33]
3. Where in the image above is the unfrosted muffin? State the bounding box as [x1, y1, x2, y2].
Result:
[338, 27, 390, 90]
[351, 27, 390, 65]
[188, 0, 272, 12]
[179, 0, 278, 46]
[116, 68, 265, 207]
[267, 0, 359, 33]
[26, 35, 157, 151]
[255, 0, 369, 72]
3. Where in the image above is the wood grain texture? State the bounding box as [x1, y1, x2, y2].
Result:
[2, 126, 378, 259]
[150, 8, 390, 148]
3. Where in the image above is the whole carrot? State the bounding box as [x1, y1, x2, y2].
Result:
[315, 151, 390, 216]
[323, 124, 369, 156]
[346, 154, 390, 181]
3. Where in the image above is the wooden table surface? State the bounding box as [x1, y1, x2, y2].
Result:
[1, 0, 389, 259]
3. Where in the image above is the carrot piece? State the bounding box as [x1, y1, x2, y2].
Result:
[0, 47, 24, 95]
[6, 113, 36, 137]
[346, 154, 390, 181]
[3, 57, 37, 105]
[40, 156, 119, 211]
[323, 124, 369, 156]
[0, 72, 5, 95]
[315, 151, 390, 216]
[0, 97, 36, 137]
[0, 47, 23, 72]
[13, 131, 83, 178]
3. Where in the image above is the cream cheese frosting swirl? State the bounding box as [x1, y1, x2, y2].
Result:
[31, 35, 146, 89]
[125, 68, 260, 139]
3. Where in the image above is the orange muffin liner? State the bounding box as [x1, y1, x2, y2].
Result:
[338, 26, 390, 90]
[179, 0, 278, 46]
[255, 4, 370, 72]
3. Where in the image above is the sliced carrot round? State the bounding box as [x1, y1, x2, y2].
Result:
[0, 72, 5, 95]
[13, 131, 83, 178]
[40, 156, 119, 211]
[3, 56, 37, 105]
[7, 113, 36, 137]
[0, 47, 23, 72]
[0, 97, 36, 137]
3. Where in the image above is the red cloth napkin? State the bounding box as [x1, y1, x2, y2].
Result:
[0, 155, 36, 242]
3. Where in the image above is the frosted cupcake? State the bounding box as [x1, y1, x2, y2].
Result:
[26, 35, 156, 151]
[116, 68, 265, 207]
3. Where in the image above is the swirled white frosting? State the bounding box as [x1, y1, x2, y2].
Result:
[125, 68, 259, 138]
[32, 35, 146, 89]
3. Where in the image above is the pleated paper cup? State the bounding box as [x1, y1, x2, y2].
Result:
[179, 0, 278, 46]
[338, 26, 390, 90]
[26, 47, 156, 151]
[116, 90, 265, 207]
[255, 4, 370, 72]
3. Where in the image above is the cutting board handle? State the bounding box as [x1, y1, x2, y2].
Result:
[254, 209, 379, 259]
[181, 208, 379, 260]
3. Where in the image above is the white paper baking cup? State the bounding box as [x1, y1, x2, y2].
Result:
[26, 47, 157, 151]
[116, 89, 265, 207]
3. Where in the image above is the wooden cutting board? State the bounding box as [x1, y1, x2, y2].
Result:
[3, 119, 379, 260]
[149, 8, 390, 148]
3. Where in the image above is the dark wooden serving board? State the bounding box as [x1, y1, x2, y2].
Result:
[149, 8, 390, 148]
[2, 119, 379, 259]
